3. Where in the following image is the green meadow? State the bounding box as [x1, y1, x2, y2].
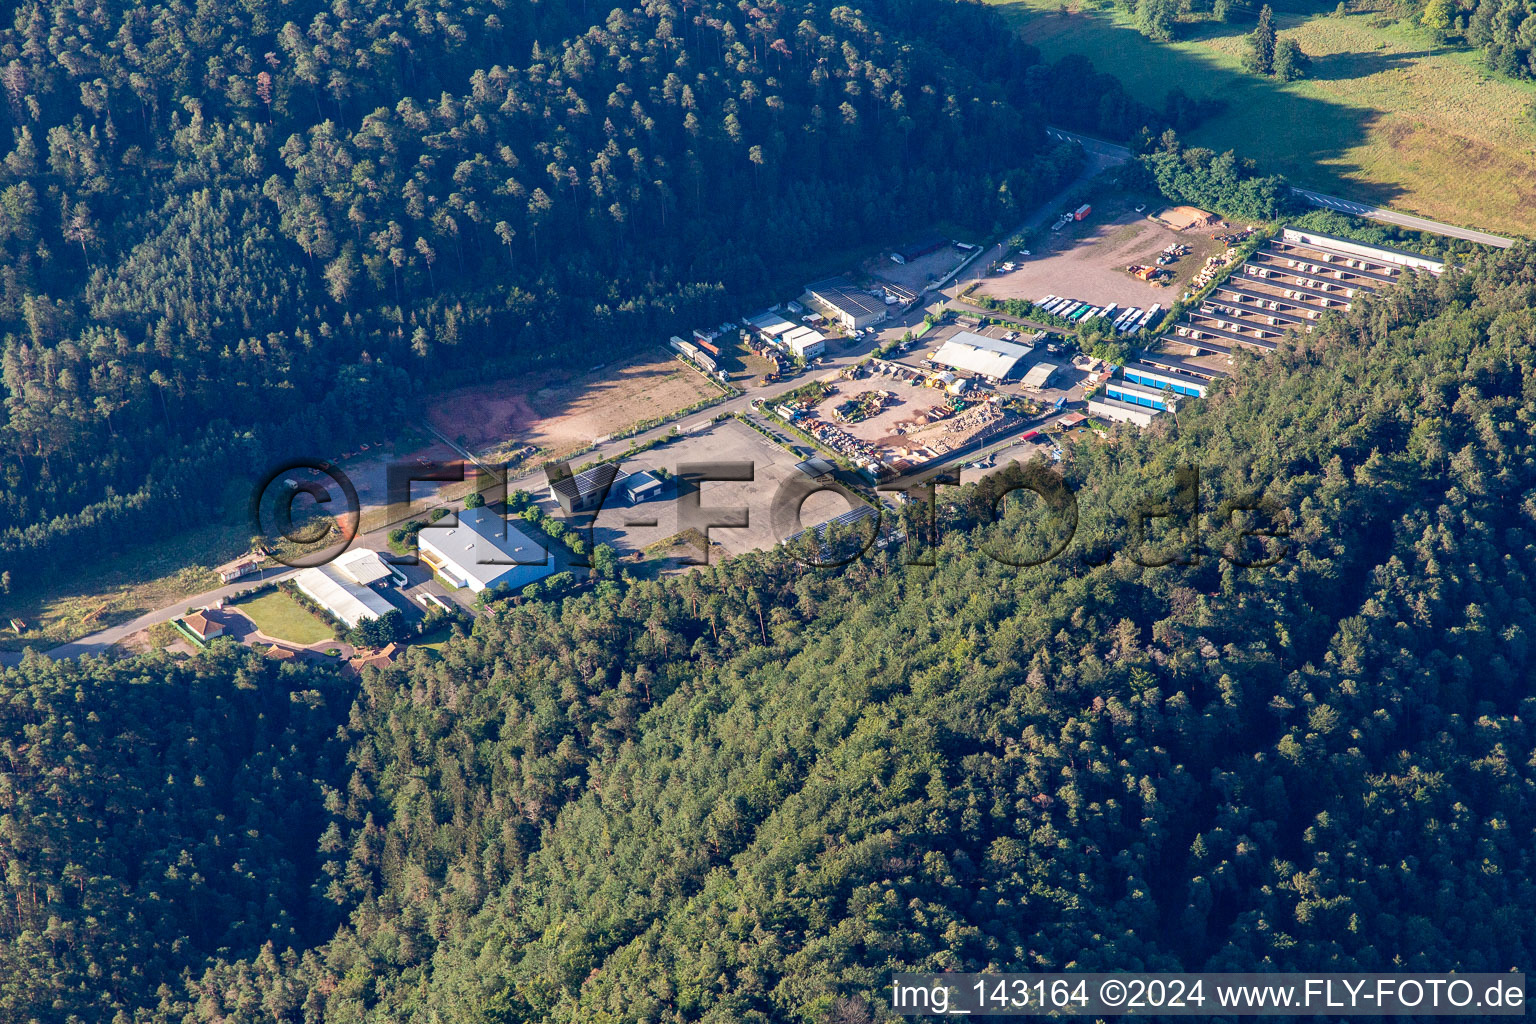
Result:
[991, 0, 1536, 236]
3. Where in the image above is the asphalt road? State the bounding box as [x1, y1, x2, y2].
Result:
[0, 566, 300, 666]
[1285, 187, 1515, 248]
[1044, 126, 1519, 249]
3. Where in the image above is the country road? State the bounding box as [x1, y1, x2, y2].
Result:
[1044, 126, 1519, 249]
[1285, 187, 1516, 248]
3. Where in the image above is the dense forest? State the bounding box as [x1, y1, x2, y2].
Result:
[1133, 130, 1293, 222]
[4, 238, 1535, 1020]
[1441, 0, 1536, 79]
[0, 0, 1187, 589]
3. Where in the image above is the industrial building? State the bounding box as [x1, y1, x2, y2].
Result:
[549, 464, 620, 514]
[620, 470, 664, 504]
[1104, 378, 1181, 413]
[1278, 227, 1446, 274]
[891, 236, 948, 264]
[1120, 363, 1212, 399]
[795, 456, 837, 479]
[785, 503, 881, 547]
[745, 310, 797, 337]
[806, 278, 888, 330]
[1088, 396, 1160, 426]
[294, 563, 395, 629]
[780, 325, 827, 359]
[930, 331, 1032, 380]
[417, 506, 556, 594]
[331, 547, 393, 585]
[1019, 361, 1059, 390]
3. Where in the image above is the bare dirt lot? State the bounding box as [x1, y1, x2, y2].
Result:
[978, 195, 1225, 309]
[337, 436, 462, 524]
[427, 348, 722, 461]
[587, 417, 862, 563]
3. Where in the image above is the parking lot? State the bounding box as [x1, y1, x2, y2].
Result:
[978, 195, 1226, 309]
[865, 244, 974, 293]
[585, 417, 863, 564]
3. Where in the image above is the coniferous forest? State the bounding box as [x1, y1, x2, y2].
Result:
[0, 0, 1171, 582]
[2, 0, 1535, 1021]
[4, 234, 1536, 1019]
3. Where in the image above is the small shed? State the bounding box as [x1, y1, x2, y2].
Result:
[621, 471, 664, 504]
[795, 456, 836, 479]
[1020, 362, 1060, 390]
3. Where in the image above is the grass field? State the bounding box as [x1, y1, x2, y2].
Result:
[231, 591, 334, 645]
[0, 517, 250, 651]
[990, 0, 1536, 236]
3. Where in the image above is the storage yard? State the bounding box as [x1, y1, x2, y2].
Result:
[1163, 227, 1442, 362]
[1092, 227, 1448, 427]
[865, 236, 979, 293]
[587, 417, 863, 562]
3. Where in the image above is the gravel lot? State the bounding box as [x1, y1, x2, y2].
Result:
[977, 200, 1225, 309]
[587, 417, 861, 563]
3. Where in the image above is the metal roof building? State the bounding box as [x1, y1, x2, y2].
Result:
[548, 464, 620, 514]
[795, 456, 836, 478]
[620, 470, 664, 503]
[1019, 361, 1060, 390]
[332, 547, 392, 585]
[1088, 396, 1161, 426]
[294, 565, 396, 629]
[780, 326, 826, 358]
[893, 236, 948, 263]
[785, 503, 881, 546]
[745, 311, 797, 336]
[417, 506, 556, 594]
[930, 331, 1032, 379]
[806, 278, 888, 330]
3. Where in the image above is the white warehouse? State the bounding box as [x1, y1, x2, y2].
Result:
[930, 331, 1032, 380]
[294, 551, 397, 629]
[417, 507, 557, 594]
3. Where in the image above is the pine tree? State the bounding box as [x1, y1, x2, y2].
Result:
[1244, 4, 1278, 74]
[1274, 37, 1309, 81]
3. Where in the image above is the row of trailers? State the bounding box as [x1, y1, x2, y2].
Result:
[1036, 296, 1161, 335]
[1162, 228, 1447, 358]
